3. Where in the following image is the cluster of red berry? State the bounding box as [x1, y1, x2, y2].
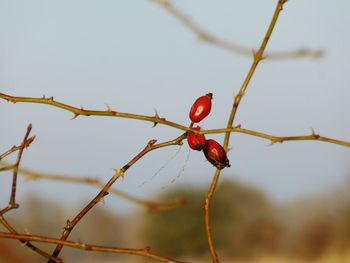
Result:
[187, 93, 230, 170]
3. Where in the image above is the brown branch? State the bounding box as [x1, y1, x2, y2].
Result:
[0, 231, 188, 263]
[202, 126, 350, 148]
[0, 125, 60, 262]
[0, 124, 33, 215]
[48, 133, 187, 262]
[1, 93, 349, 149]
[152, 0, 322, 59]
[204, 1, 289, 262]
[0, 92, 188, 132]
[1, 164, 186, 212]
[0, 217, 62, 263]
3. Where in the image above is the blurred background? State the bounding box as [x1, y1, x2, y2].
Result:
[0, 0, 350, 262]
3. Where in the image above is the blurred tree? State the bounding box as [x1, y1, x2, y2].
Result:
[141, 179, 284, 259]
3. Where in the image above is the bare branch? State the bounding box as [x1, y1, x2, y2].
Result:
[205, 1, 289, 262]
[48, 133, 186, 262]
[151, 0, 322, 59]
[0, 163, 186, 212]
[0, 231, 188, 263]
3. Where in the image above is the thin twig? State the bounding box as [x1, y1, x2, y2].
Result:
[0, 136, 35, 161]
[48, 133, 187, 262]
[0, 125, 59, 262]
[0, 124, 33, 215]
[152, 0, 322, 59]
[204, 1, 289, 262]
[0, 231, 188, 263]
[0, 164, 186, 212]
[202, 127, 350, 148]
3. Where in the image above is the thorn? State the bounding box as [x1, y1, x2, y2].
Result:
[310, 128, 320, 139]
[227, 147, 232, 153]
[267, 139, 279, 146]
[20, 241, 28, 247]
[105, 103, 112, 112]
[267, 141, 276, 147]
[252, 48, 256, 56]
[113, 169, 125, 179]
[71, 113, 79, 120]
[311, 127, 317, 136]
[152, 108, 159, 127]
[48, 96, 54, 102]
[143, 246, 151, 252]
[42, 95, 46, 99]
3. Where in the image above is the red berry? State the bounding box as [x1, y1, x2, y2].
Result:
[187, 126, 206, 151]
[203, 139, 230, 170]
[189, 93, 212, 123]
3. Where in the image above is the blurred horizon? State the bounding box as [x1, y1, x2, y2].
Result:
[2, 178, 350, 262]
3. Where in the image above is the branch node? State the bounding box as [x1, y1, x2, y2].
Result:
[148, 139, 157, 147]
[113, 169, 125, 179]
[143, 246, 151, 252]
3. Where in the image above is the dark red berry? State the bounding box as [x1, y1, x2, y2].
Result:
[189, 93, 212, 123]
[187, 126, 206, 151]
[203, 139, 230, 170]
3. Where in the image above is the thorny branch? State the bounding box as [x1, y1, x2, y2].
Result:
[0, 1, 349, 262]
[1, 93, 350, 148]
[0, 231, 188, 263]
[0, 125, 61, 262]
[0, 124, 33, 215]
[205, 1, 289, 262]
[0, 163, 186, 212]
[152, 0, 322, 59]
[48, 133, 186, 262]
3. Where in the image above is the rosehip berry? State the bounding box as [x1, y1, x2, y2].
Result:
[189, 93, 213, 123]
[187, 126, 206, 151]
[203, 139, 230, 170]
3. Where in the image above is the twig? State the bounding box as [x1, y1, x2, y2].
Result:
[2, 92, 350, 149]
[48, 133, 186, 262]
[0, 136, 35, 161]
[0, 125, 60, 262]
[204, 1, 289, 262]
[0, 231, 188, 263]
[202, 127, 350, 148]
[1, 164, 186, 212]
[0, 124, 33, 215]
[151, 0, 322, 59]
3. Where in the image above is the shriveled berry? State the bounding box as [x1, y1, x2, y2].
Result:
[187, 126, 206, 151]
[203, 139, 230, 170]
[189, 93, 212, 123]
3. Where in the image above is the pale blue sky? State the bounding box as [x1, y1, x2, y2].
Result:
[1, 0, 350, 213]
